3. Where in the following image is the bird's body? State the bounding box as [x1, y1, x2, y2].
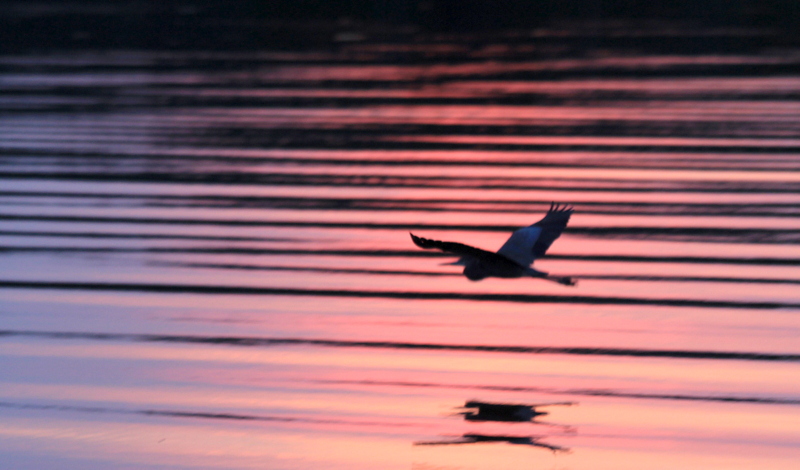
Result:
[410, 203, 575, 285]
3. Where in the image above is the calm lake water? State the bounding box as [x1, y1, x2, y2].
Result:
[1, 20, 800, 469]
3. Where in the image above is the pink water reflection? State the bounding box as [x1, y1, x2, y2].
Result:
[2, 22, 800, 470]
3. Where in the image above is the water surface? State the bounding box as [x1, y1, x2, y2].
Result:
[1, 20, 800, 470]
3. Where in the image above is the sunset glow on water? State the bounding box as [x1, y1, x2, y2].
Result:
[1, 16, 800, 470]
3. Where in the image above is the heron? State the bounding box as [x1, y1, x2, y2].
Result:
[410, 202, 575, 286]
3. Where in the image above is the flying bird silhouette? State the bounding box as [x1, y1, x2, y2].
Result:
[410, 202, 575, 285]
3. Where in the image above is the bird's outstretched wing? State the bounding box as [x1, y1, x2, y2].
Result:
[496, 203, 573, 266]
[410, 233, 495, 260]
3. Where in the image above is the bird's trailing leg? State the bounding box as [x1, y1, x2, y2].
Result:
[550, 276, 576, 286]
[525, 267, 576, 286]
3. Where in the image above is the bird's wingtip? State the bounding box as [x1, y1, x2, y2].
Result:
[548, 201, 574, 214]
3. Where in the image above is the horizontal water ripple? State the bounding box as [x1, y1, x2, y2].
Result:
[0, 401, 413, 428]
[2, 330, 799, 363]
[2, 245, 798, 265]
[3, 171, 800, 193]
[2, 214, 799, 243]
[157, 261, 800, 285]
[4, 192, 800, 217]
[322, 380, 800, 406]
[1, 281, 799, 309]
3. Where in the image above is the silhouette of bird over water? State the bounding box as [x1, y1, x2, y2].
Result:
[410, 202, 576, 285]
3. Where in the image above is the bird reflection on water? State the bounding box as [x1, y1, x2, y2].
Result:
[411, 203, 576, 285]
[414, 434, 569, 453]
[414, 400, 574, 452]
